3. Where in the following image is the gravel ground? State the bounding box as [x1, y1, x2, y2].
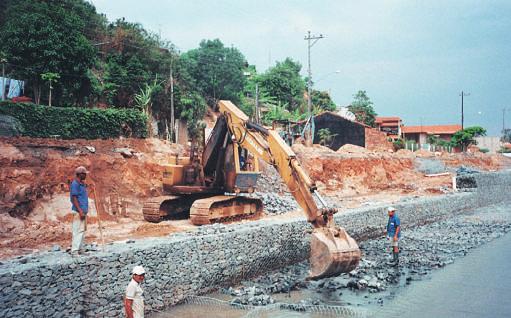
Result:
[222, 203, 511, 310]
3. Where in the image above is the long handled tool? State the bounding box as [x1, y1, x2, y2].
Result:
[90, 182, 106, 250]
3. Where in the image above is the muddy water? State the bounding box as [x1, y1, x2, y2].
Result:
[151, 203, 511, 318]
[151, 233, 511, 318]
[373, 231, 511, 318]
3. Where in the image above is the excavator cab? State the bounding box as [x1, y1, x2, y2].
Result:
[224, 143, 260, 194]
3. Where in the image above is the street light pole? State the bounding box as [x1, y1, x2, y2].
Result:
[304, 31, 324, 146]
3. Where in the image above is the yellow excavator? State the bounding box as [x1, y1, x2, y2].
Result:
[143, 100, 360, 279]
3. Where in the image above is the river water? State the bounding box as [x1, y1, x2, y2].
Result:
[151, 205, 511, 318]
[373, 230, 511, 318]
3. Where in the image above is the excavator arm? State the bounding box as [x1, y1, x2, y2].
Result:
[218, 100, 360, 278]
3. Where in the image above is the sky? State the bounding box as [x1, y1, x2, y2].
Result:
[90, 0, 511, 136]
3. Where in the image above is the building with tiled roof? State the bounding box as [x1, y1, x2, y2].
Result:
[402, 124, 462, 144]
[375, 116, 402, 140]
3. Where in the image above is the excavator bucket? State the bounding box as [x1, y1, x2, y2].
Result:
[309, 227, 361, 279]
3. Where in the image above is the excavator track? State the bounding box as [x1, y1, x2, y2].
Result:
[142, 195, 180, 223]
[190, 195, 263, 225]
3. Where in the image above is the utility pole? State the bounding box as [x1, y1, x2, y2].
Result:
[460, 91, 470, 130]
[255, 83, 260, 124]
[304, 31, 324, 146]
[504, 108, 509, 134]
[170, 62, 175, 143]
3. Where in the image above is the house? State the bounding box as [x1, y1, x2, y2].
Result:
[402, 125, 462, 144]
[292, 111, 395, 151]
[375, 117, 402, 140]
[310, 111, 366, 150]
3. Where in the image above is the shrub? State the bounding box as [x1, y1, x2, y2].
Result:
[479, 148, 489, 153]
[0, 101, 147, 139]
[393, 138, 405, 151]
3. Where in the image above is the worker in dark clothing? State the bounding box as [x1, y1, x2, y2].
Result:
[386, 206, 401, 266]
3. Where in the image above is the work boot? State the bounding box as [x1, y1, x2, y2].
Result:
[386, 253, 395, 266]
[393, 252, 399, 266]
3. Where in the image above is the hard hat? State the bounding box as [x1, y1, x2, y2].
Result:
[387, 206, 396, 212]
[75, 166, 89, 174]
[132, 265, 146, 275]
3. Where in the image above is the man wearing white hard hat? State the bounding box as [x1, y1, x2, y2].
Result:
[70, 166, 89, 255]
[125, 266, 146, 318]
[386, 206, 401, 266]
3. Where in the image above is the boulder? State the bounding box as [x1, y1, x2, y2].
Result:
[0, 115, 23, 137]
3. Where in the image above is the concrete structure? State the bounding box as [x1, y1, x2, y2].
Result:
[375, 117, 402, 140]
[402, 124, 461, 145]
[0, 171, 510, 318]
[475, 136, 502, 153]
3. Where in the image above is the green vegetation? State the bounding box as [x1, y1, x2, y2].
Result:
[479, 148, 489, 153]
[427, 134, 450, 148]
[181, 39, 246, 105]
[258, 58, 305, 112]
[450, 126, 486, 150]
[348, 90, 377, 127]
[0, 0, 97, 105]
[0, 101, 146, 139]
[40, 72, 60, 107]
[317, 128, 337, 146]
[393, 138, 405, 151]
[0, 0, 343, 140]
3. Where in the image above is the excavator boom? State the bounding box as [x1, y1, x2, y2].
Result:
[218, 100, 361, 278]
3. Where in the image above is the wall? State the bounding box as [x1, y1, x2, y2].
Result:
[0, 172, 510, 317]
[475, 136, 502, 153]
[365, 127, 393, 152]
[312, 112, 365, 151]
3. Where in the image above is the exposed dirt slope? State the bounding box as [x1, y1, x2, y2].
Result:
[1, 136, 509, 260]
[0, 137, 186, 258]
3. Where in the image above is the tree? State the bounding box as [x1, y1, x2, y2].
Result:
[258, 58, 305, 112]
[177, 91, 207, 141]
[262, 102, 291, 125]
[311, 90, 336, 111]
[450, 126, 486, 151]
[318, 128, 337, 147]
[181, 39, 246, 106]
[0, 0, 97, 105]
[134, 77, 162, 137]
[348, 90, 377, 127]
[41, 72, 60, 107]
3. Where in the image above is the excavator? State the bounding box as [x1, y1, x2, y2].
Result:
[142, 100, 360, 279]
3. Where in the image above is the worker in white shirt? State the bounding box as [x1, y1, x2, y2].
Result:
[125, 266, 146, 318]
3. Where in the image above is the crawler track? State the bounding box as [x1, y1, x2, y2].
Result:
[190, 196, 263, 225]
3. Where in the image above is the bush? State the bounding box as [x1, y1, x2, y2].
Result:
[0, 101, 147, 139]
[393, 138, 405, 151]
[479, 148, 489, 153]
